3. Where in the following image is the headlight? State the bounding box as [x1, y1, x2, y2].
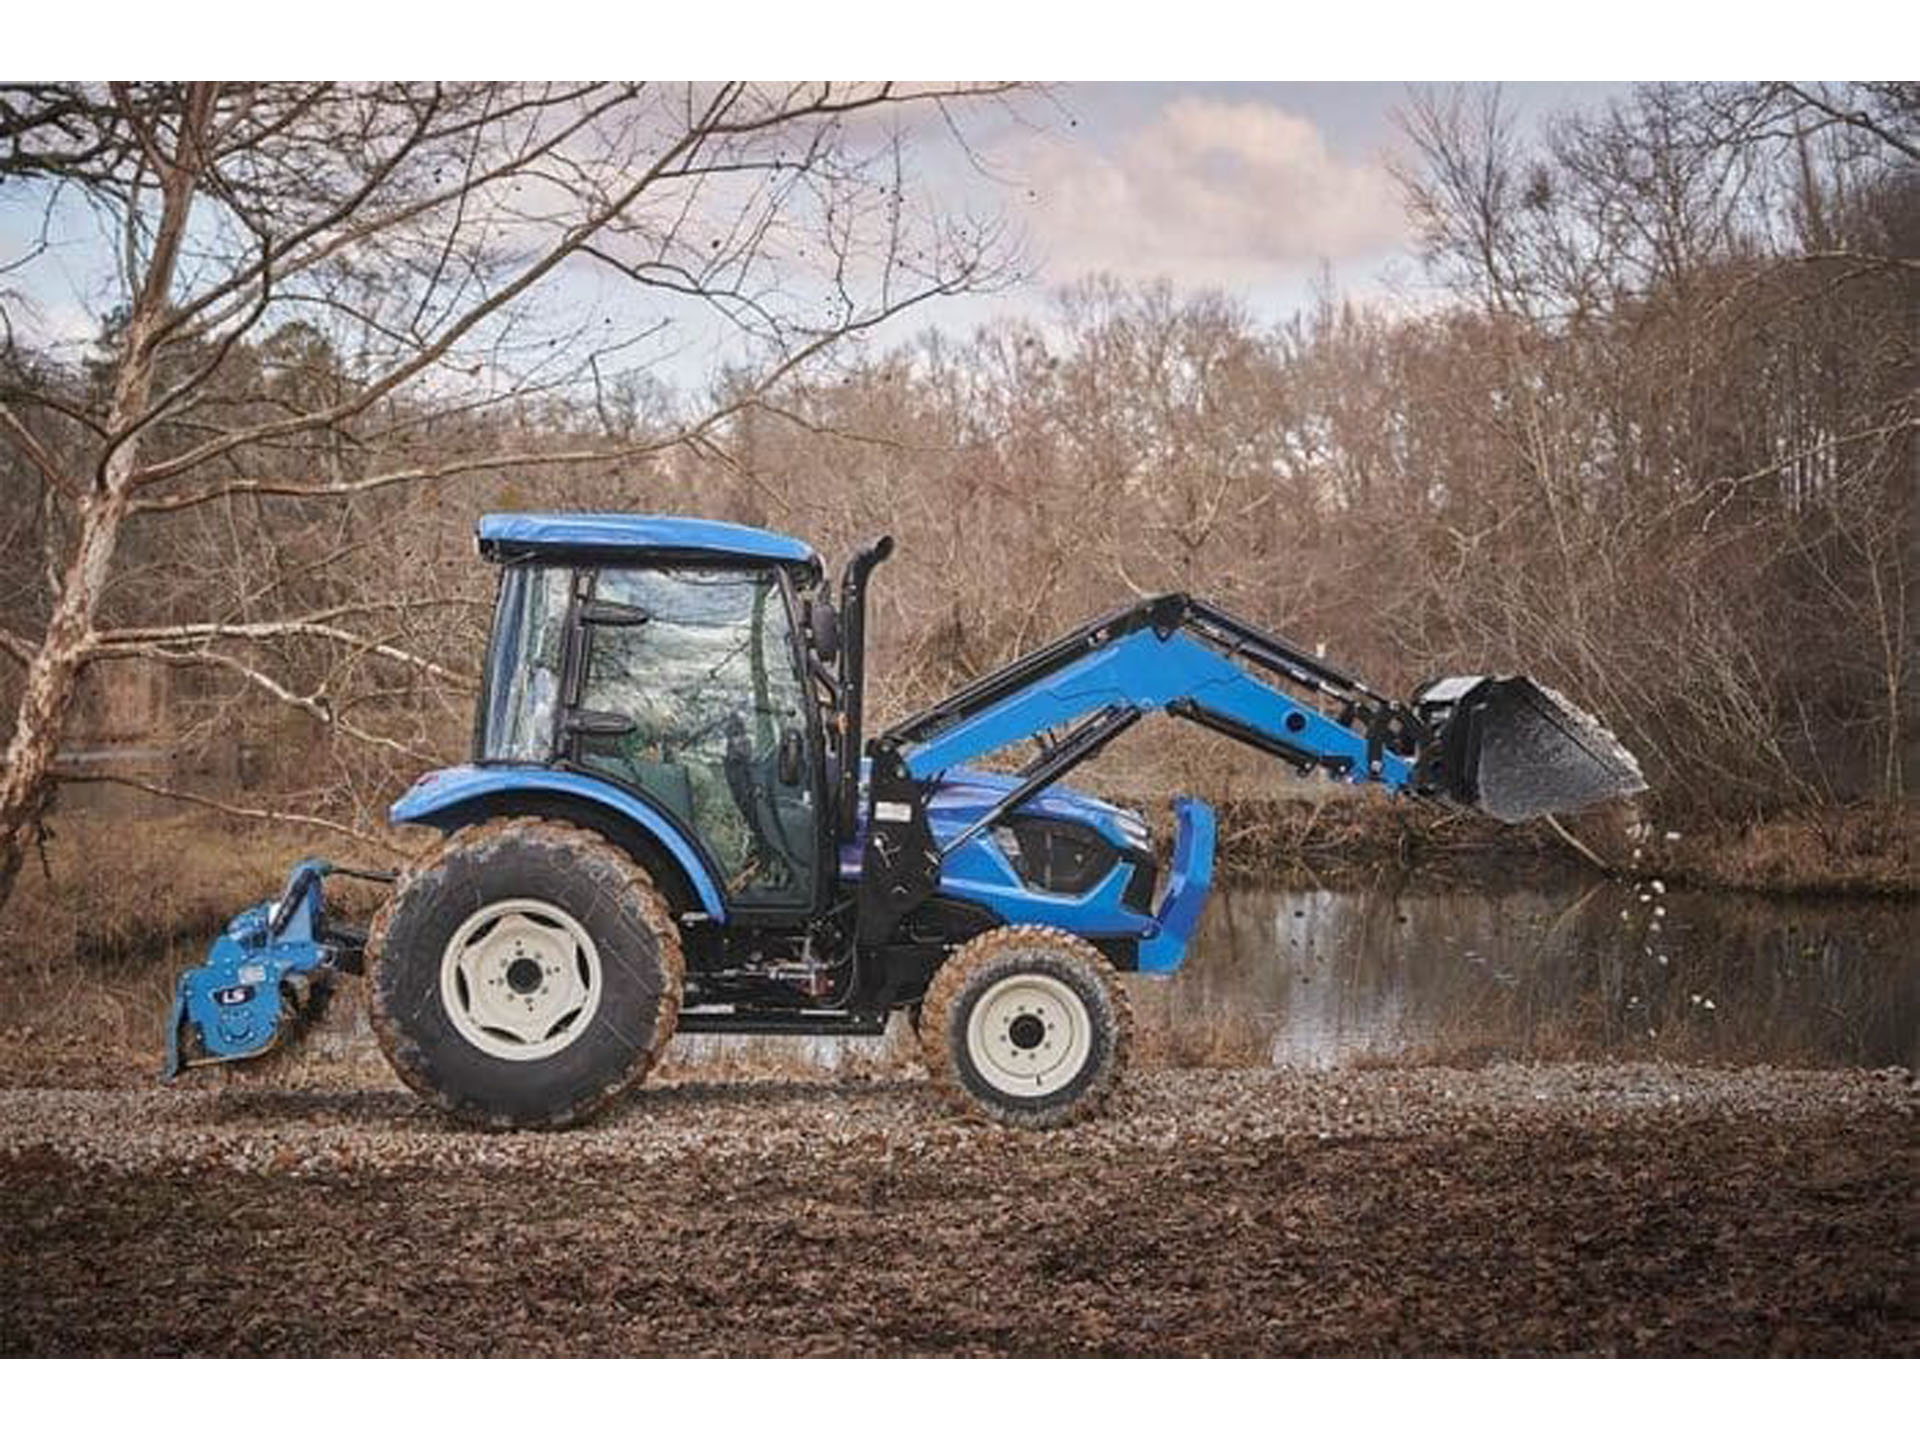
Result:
[991, 819, 1121, 896]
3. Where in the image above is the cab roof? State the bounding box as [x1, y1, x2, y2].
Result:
[477, 513, 818, 569]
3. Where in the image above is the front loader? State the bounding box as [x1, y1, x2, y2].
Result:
[165, 513, 1644, 1129]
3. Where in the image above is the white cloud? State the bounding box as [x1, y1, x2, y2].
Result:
[4, 290, 101, 358]
[1011, 96, 1408, 287]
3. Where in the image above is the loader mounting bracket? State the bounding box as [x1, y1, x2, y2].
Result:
[854, 744, 941, 945]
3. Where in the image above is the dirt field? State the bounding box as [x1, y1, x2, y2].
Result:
[2, 1064, 1911, 1356]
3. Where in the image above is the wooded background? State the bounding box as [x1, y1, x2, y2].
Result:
[1, 82, 1912, 901]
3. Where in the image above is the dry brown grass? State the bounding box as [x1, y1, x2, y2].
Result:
[1132, 788, 1919, 898]
[0, 810, 396, 1086]
[1121, 787, 1597, 891]
[1663, 805, 1919, 897]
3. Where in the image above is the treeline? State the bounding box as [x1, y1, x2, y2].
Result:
[3, 82, 1912, 844]
[666, 86, 1917, 821]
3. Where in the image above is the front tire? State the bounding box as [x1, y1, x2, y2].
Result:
[919, 926, 1131, 1130]
[367, 818, 683, 1129]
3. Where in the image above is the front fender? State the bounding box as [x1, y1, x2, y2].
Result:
[391, 766, 728, 919]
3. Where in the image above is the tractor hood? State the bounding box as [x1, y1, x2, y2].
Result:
[921, 767, 1150, 853]
[837, 764, 1151, 885]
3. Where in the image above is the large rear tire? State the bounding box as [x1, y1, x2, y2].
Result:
[919, 925, 1131, 1130]
[367, 818, 683, 1129]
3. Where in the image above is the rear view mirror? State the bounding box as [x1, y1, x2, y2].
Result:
[806, 597, 840, 665]
[563, 709, 637, 739]
[778, 727, 805, 786]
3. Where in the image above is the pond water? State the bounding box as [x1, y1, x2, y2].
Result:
[1129, 882, 1917, 1071]
[658, 880, 1915, 1077]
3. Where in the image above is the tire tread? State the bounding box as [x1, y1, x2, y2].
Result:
[918, 924, 1131, 1130]
[366, 816, 683, 1129]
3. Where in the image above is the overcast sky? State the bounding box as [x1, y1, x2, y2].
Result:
[908, 82, 1630, 339]
[0, 82, 1632, 385]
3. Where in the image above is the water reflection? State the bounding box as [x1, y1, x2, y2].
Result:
[1133, 884, 1918, 1070]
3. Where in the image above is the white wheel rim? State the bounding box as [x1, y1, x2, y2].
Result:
[439, 898, 603, 1062]
[965, 972, 1094, 1098]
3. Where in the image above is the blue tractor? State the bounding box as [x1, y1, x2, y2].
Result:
[165, 513, 1643, 1129]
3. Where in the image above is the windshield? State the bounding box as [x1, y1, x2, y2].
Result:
[477, 565, 571, 763]
[472, 561, 819, 909]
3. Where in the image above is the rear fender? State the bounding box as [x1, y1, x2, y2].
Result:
[391, 766, 728, 919]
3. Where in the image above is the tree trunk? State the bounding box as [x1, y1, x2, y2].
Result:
[0, 85, 211, 917]
[0, 484, 137, 910]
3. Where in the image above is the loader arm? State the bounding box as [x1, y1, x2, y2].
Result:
[884, 593, 1421, 794]
[854, 591, 1642, 942]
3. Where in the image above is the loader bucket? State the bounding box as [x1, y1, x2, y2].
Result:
[1412, 676, 1645, 823]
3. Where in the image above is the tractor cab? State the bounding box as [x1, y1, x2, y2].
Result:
[470, 514, 836, 914]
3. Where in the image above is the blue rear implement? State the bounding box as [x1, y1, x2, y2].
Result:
[165, 513, 1643, 1127]
[162, 860, 383, 1076]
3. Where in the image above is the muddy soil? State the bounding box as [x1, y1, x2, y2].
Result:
[2, 1065, 1912, 1356]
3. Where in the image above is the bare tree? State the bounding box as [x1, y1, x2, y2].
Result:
[1387, 83, 1915, 813]
[0, 81, 1022, 914]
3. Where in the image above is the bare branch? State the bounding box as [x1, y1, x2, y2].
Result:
[129, 89, 742, 489]
[0, 401, 70, 491]
[93, 617, 476, 687]
[86, 642, 443, 766]
[49, 768, 410, 854]
[1779, 82, 1920, 164]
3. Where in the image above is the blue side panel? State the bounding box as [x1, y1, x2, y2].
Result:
[930, 794, 1216, 973]
[837, 759, 1151, 861]
[1139, 797, 1216, 974]
[477, 513, 816, 566]
[390, 765, 728, 919]
[900, 629, 1414, 791]
[926, 766, 1150, 852]
[936, 827, 1151, 937]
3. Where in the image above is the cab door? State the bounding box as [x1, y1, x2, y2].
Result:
[568, 563, 822, 912]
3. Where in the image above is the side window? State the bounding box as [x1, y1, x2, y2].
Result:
[478, 566, 571, 763]
[576, 567, 816, 908]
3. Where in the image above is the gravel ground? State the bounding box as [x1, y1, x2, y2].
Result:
[2, 1064, 1913, 1356]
